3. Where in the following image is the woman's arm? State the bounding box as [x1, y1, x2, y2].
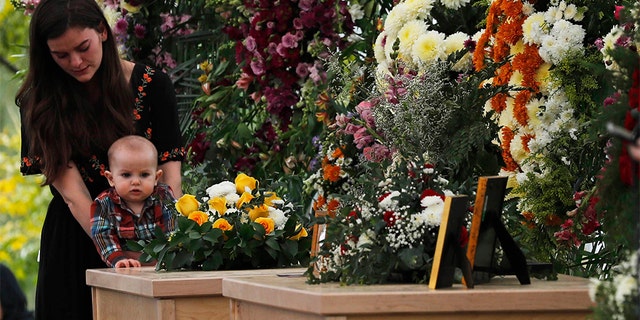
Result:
[51, 161, 94, 236]
[159, 160, 183, 198]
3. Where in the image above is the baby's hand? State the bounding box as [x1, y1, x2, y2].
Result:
[114, 258, 142, 269]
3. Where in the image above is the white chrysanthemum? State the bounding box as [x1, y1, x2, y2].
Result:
[544, 7, 559, 23]
[521, 1, 535, 16]
[398, 19, 428, 61]
[563, 4, 578, 20]
[348, 3, 365, 21]
[510, 132, 528, 163]
[420, 195, 443, 208]
[614, 275, 638, 307]
[444, 32, 469, 55]
[440, 0, 470, 10]
[206, 181, 237, 198]
[509, 70, 524, 87]
[374, 31, 388, 64]
[404, 0, 435, 20]
[420, 201, 443, 227]
[498, 98, 517, 128]
[522, 13, 546, 45]
[268, 207, 287, 229]
[379, 190, 401, 210]
[551, 19, 585, 50]
[383, 3, 410, 40]
[526, 98, 544, 129]
[412, 30, 446, 65]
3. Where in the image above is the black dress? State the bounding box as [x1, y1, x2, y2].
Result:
[20, 64, 185, 320]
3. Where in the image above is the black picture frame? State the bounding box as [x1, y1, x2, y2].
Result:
[466, 176, 530, 285]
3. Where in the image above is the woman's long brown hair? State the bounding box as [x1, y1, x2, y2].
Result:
[15, 0, 134, 185]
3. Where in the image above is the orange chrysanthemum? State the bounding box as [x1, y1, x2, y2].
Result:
[323, 164, 341, 182]
[514, 90, 532, 126]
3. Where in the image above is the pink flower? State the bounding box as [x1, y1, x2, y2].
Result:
[235, 73, 254, 90]
[281, 33, 299, 49]
[342, 123, 362, 135]
[614, 5, 624, 20]
[353, 127, 374, 149]
[356, 101, 376, 128]
[244, 36, 257, 52]
[295, 63, 310, 78]
[334, 114, 352, 128]
[250, 59, 266, 76]
[363, 144, 391, 162]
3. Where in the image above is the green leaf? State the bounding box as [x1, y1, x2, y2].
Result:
[153, 242, 167, 254]
[126, 240, 145, 251]
[202, 251, 224, 270]
[172, 250, 194, 269]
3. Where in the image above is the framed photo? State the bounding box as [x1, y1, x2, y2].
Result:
[429, 195, 473, 289]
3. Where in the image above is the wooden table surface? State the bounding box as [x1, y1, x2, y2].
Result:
[223, 273, 594, 319]
[86, 266, 306, 297]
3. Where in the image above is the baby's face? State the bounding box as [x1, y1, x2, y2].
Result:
[107, 150, 159, 206]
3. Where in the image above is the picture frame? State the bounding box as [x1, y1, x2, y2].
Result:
[429, 195, 473, 289]
[465, 176, 530, 285]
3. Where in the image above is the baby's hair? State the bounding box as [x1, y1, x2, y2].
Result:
[107, 135, 158, 166]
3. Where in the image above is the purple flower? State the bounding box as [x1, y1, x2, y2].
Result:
[133, 24, 146, 39]
[281, 32, 299, 49]
[114, 18, 129, 35]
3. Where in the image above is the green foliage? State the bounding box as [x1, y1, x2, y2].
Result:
[0, 129, 51, 308]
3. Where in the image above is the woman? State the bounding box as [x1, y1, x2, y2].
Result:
[15, 0, 184, 318]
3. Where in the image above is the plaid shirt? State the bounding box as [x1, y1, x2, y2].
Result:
[91, 183, 176, 267]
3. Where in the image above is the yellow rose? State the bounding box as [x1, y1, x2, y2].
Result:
[248, 204, 269, 221]
[175, 194, 200, 216]
[263, 191, 282, 207]
[187, 211, 209, 226]
[235, 173, 257, 193]
[289, 224, 308, 241]
[254, 217, 275, 234]
[208, 197, 227, 215]
[236, 191, 254, 209]
[212, 218, 233, 231]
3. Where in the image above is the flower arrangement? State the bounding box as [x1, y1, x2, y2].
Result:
[130, 173, 311, 271]
[304, 0, 507, 285]
[473, 0, 620, 276]
[308, 154, 458, 285]
[183, 0, 363, 201]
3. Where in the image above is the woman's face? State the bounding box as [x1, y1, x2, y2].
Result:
[47, 26, 107, 83]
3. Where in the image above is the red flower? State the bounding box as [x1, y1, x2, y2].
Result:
[383, 211, 396, 227]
